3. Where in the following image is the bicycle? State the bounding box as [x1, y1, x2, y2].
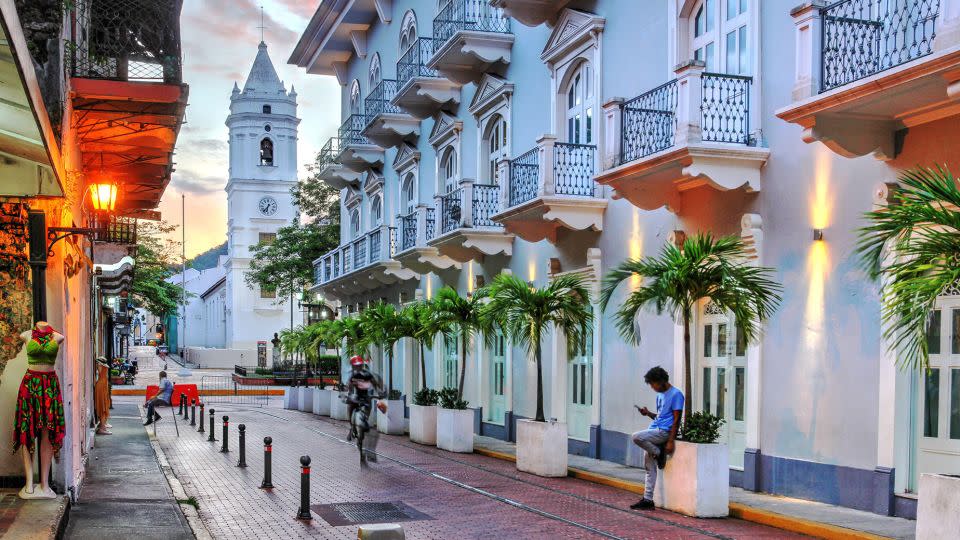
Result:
[340, 393, 386, 464]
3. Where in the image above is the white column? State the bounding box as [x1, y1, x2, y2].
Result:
[601, 98, 624, 171]
[496, 158, 512, 210]
[790, 1, 827, 100]
[537, 134, 558, 198]
[673, 62, 705, 146]
[587, 248, 603, 428]
[740, 214, 764, 451]
[872, 184, 900, 472]
[415, 204, 429, 247]
[459, 178, 475, 228]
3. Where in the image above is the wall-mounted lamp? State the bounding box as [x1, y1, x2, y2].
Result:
[813, 229, 824, 241]
[89, 180, 119, 212]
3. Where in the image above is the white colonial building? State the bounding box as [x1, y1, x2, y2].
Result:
[289, 0, 960, 519]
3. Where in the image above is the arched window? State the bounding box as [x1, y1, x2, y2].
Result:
[369, 53, 382, 87]
[399, 10, 418, 52]
[484, 114, 508, 184]
[262, 104, 271, 114]
[350, 209, 360, 239]
[259, 138, 274, 166]
[564, 61, 594, 145]
[402, 174, 416, 214]
[689, 0, 749, 74]
[349, 80, 361, 114]
[370, 194, 383, 228]
[440, 147, 458, 193]
[691, 0, 716, 71]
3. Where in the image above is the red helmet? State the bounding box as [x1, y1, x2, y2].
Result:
[350, 355, 365, 367]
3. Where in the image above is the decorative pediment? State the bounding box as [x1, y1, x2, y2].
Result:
[540, 9, 605, 66]
[345, 185, 362, 208]
[392, 143, 421, 172]
[429, 112, 464, 148]
[363, 171, 384, 195]
[468, 74, 515, 118]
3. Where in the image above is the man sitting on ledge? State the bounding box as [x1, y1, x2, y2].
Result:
[630, 366, 683, 511]
[144, 371, 174, 426]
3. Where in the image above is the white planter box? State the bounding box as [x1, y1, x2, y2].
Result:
[653, 441, 729, 517]
[377, 399, 406, 435]
[917, 473, 960, 539]
[313, 389, 332, 416]
[408, 404, 437, 445]
[298, 388, 314, 412]
[516, 420, 568, 477]
[436, 408, 473, 453]
[283, 387, 299, 409]
[330, 391, 349, 420]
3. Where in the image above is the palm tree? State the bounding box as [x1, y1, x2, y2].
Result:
[484, 274, 593, 423]
[341, 316, 367, 358]
[430, 286, 491, 401]
[410, 301, 441, 390]
[393, 302, 432, 391]
[359, 302, 404, 392]
[856, 166, 960, 371]
[600, 233, 782, 420]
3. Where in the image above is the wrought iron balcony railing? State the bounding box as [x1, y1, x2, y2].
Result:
[318, 137, 343, 166]
[69, 0, 183, 83]
[338, 114, 371, 146]
[365, 80, 403, 125]
[554, 143, 597, 196]
[473, 184, 501, 227]
[91, 214, 137, 244]
[507, 139, 598, 208]
[821, 0, 940, 92]
[619, 81, 678, 165]
[397, 38, 440, 90]
[433, 0, 512, 48]
[440, 188, 464, 235]
[314, 226, 399, 285]
[425, 207, 437, 241]
[436, 182, 503, 235]
[509, 148, 539, 207]
[399, 211, 418, 252]
[701, 73, 752, 144]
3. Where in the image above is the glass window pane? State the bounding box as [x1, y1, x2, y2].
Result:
[704, 324, 713, 357]
[951, 369, 960, 439]
[734, 367, 745, 421]
[718, 323, 728, 356]
[716, 367, 726, 418]
[586, 108, 593, 144]
[695, 47, 704, 62]
[574, 114, 581, 143]
[726, 31, 736, 73]
[727, 0, 736, 20]
[695, 6, 704, 36]
[928, 310, 942, 354]
[740, 0, 747, 14]
[925, 368, 940, 438]
[953, 309, 960, 354]
[739, 26, 748, 74]
[736, 325, 746, 356]
[568, 85, 574, 109]
[572, 365, 579, 403]
[706, 0, 715, 31]
[705, 42, 716, 71]
[703, 367, 712, 412]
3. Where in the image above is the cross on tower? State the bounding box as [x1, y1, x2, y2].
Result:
[257, 5, 266, 42]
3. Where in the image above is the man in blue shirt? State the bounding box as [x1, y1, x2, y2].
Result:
[144, 371, 174, 426]
[630, 366, 684, 510]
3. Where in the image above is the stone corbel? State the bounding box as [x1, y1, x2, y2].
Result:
[374, 0, 393, 24]
[331, 62, 348, 87]
[350, 31, 367, 60]
[740, 214, 763, 263]
[801, 116, 896, 161]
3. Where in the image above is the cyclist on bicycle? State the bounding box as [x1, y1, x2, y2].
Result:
[345, 356, 386, 443]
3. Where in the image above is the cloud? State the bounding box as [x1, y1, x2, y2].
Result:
[274, 0, 317, 19]
[171, 169, 225, 195]
[188, 138, 228, 153]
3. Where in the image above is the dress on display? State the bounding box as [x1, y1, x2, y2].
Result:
[95, 362, 110, 426]
[13, 326, 65, 458]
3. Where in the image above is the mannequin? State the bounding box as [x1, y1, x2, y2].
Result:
[15, 321, 66, 500]
[94, 357, 112, 435]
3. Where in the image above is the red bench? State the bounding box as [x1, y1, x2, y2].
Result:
[145, 383, 199, 406]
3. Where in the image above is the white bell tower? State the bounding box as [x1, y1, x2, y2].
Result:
[223, 41, 300, 351]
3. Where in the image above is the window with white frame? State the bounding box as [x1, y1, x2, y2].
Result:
[350, 208, 360, 239]
[440, 147, 458, 193]
[400, 10, 418, 53]
[402, 174, 417, 215]
[564, 61, 594, 145]
[370, 194, 383, 228]
[690, 0, 749, 75]
[369, 53, 382, 87]
[484, 114, 508, 184]
[349, 80, 361, 114]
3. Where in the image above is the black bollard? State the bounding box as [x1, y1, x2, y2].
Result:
[182, 394, 190, 419]
[198, 402, 205, 433]
[190, 399, 196, 426]
[220, 416, 229, 453]
[237, 424, 247, 467]
[208, 409, 217, 442]
[178, 394, 184, 415]
[260, 437, 274, 489]
[296, 456, 312, 520]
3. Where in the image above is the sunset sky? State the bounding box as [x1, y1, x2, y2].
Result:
[160, 0, 340, 258]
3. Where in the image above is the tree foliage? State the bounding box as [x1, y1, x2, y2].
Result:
[244, 220, 336, 301]
[130, 221, 184, 318]
[293, 152, 342, 223]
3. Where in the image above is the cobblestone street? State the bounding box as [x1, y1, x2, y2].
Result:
[149, 400, 806, 539]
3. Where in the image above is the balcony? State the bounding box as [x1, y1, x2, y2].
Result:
[317, 138, 362, 189]
[311, 225, 418, 300]
[336, 114, 384, 172]
[428, 0, 514, 84]
[777, 0, 960, 160]
[489, 0, 570, 27]
[392, 38, 462, 119]
[428, 180, 514, 262]
[491, 136, 605, 243]
[362, 80, 421, 148]
[393, 206, 462, 273]
[596, 62, 768, 213]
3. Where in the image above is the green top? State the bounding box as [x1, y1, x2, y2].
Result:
[27, 336, 59, 365]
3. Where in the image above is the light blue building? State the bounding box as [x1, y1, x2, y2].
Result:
[289, 0, 960, 518]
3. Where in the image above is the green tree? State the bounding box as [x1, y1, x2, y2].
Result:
[406, 302, 439, 391]
[430, 287, 492, 401]
[293, 153, 342, 223]
[485, 274, 593, 422]
[359, 302, 405, 392]
[130, 221, 184, 318]
[600, 234, 782, 420]
[245, 220, 336, 301]
[856, 166, 960, 371]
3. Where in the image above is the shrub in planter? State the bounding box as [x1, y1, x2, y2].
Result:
[409, 389, 439, 445]
[654, 411, 729, 517]
[436, 387, 472, 453]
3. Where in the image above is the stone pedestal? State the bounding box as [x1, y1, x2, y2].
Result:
[516, 419, 568, 477]
[653, 441, 729, 517]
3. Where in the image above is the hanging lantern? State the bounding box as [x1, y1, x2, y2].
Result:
[89, 181, 118, 212]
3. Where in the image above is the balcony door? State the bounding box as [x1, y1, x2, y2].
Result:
[567, 309, 594, 441]
[487, 331, 507, 424]
[564, 61, 594, 145]
[402, 174, 416, 215]
[350, 208, 360, 239]
[440, 147, 458, 194]
[443, 335, 458, 389]
[689, 0, 749, 76]
[485, 114, 507, 185]
[697, 301, 747, 468]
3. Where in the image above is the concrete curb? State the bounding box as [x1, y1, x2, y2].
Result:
[140, 405, 215, 540]
[473, 447, 890, 540]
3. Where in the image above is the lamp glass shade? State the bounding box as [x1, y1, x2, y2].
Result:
[89, 182, 118, 211]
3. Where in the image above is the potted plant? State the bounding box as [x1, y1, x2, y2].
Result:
[436, 387, 472, 453]
[430, 286, 490, 402]
[312, 355, 338, 416]
[377, 389, 405, 435]
[329, 382, 350, 420]
[409, 388, 439, 445]
[653, 411, 728, 517]
[485, 274, 593, 477]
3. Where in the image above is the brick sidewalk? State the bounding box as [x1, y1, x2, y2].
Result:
[152, 402, 806, 539]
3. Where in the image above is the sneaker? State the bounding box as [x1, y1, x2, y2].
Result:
[656, 446, 668, 469]
[153, 413, 162, 422]
[630, 498, 655, 510]
[143, 419, 153, 426]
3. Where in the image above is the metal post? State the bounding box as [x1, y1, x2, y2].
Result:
[237, 424, 247, 467]
[220, 416, 229, 452]
[260, 437, 273, 489]
[296, 455, 312, 520]
[198, 402, 205, 433]
[178, 394, 184, 415]
[208, 408, 217, 442]
[182, 393, 189, 419]
[190, 399, 196, 426]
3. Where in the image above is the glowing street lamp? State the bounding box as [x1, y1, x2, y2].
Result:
[89, 181, 119, 211]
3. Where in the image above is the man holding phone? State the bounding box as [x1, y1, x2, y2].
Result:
[629, 366, 684, 510]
